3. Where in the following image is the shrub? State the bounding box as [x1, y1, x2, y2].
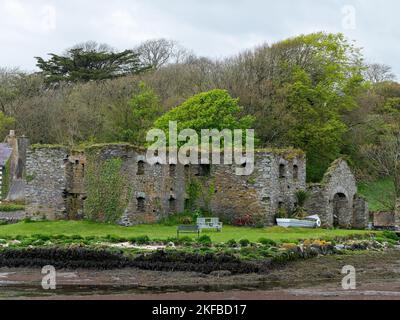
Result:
[232, 214, 254, 227]
[239, 239, 250, 247]
[105, 235, 127, 243]
[129, 235, 150, 245]
[275, 208, 288, 219]
[258, 238, 277, 246]
[31, 234, 51, 241]
[198, 235, 212, 246]
[226, 239, 238, 248]
[382, 231, 400, 242]
[176, 236, 193, 245]
[70, 235, 84, 240]
[22, 217, 34, 223]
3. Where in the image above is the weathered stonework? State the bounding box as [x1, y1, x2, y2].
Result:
[0, 134, 367, 229]
[207, 151, 306, 225]
[374, 212, 396, 230]
[25, 147, 68, 220]
[305, 159, 369, 229]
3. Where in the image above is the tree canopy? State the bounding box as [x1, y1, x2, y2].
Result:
[36, 45, 149, 83]
[153, 89, 255, 137]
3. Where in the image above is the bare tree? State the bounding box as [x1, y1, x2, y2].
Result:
[361, 123, 400, 225]
[364, 63, 396, 83]
[135, 39, 190, 69]
[65, 41, 115, 55]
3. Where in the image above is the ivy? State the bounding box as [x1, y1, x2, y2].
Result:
[84, 157, 131, 224]
[1, 159, 10, 200]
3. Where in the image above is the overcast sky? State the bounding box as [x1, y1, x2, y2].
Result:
[0, 0, 399, 78]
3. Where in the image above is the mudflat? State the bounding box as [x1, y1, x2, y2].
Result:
[1, 250, 400, 300]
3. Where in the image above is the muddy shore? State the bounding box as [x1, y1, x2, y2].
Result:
[1, 249, 400, 300]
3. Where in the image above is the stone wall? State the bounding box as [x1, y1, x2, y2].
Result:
[305, 159, 368, 229]
[374, 212, 395, 229]
[353, 195, 369, 229]
[25, 147, 68, 220]
[23, 144, 369, 229]
[207, 151, 306, 226]
[83, 144, 186, 226]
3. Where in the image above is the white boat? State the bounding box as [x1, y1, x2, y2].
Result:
[276, 215, 321, 228]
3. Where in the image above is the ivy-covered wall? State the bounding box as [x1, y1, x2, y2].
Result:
[24, 144, 309, 226]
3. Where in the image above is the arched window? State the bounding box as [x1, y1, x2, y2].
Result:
[137, 161, 145, 175]
[293, 165, 299, 180]
[279, 164, 286, 179]
[137, 197, 145, 212]
[169, 196, 176, 213]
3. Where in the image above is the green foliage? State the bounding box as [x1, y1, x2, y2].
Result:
[258, 238, 277, 246]
[185, 178, 216, 214]
[112, 82, 163, 145]
[36, 48, 149, 83]
[153, 89, 255, 145]
[239, 239, 251, 247]
[226, 239, 238, 247]
[84, 157, 130, 223]
[275, 207, 288, 219]
[1, 159, 10, 200]
[0, 203, 25, 212]
[295, 190, 309, 208]
[129, 235, 150, 245]
[0, 220, 376, 245]
[291, 190, 310, 218]
[185, 180, 202, 211]
[159, 212, 197, 226]
[198, 235, 212, 246]
[382, 231, 400, 242]
[0, 112, 15, 141]
[270, 33, 365, 181]
[358, 178, 395, 212]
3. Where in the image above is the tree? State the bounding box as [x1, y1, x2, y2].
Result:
[111, 82, 163, 145]
[357, 82, 400, 222]
[0, 68, 23, 114]
[36, 44, 149, 83]
[0, 112, 15, 140]
[135, 39, 189, 69]
[154, 89, 255, 141]
[364, 63, 396, 83]
[252, 33, 365, 181]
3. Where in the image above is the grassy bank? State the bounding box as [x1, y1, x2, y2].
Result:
[0, 220, 375, 243]
[358, 178, 395, 212]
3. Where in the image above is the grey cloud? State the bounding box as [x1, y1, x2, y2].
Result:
[0, 0, 398, 78]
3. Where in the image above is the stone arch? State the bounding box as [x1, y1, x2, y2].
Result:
[332, 193, 351, 228]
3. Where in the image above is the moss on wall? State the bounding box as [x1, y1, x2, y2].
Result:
[84, 156, 131, 223]
[1, 159, 10, 200]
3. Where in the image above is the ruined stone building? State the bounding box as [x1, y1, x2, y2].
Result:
[0, 132, 369, 229]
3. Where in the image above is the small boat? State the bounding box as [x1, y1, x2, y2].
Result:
[276, 215, 321, 228]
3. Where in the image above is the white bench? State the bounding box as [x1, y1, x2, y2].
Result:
[197, 218, 223, 232]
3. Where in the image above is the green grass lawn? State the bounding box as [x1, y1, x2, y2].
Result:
[358, 178, 395, 212]
[0, 221, 375, 243]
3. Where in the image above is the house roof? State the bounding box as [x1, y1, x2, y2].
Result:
[0, 143, 12, 167]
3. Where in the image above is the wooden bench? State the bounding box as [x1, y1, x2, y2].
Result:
[197, 218, 223, 232]
[177, 225, 200, 238]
